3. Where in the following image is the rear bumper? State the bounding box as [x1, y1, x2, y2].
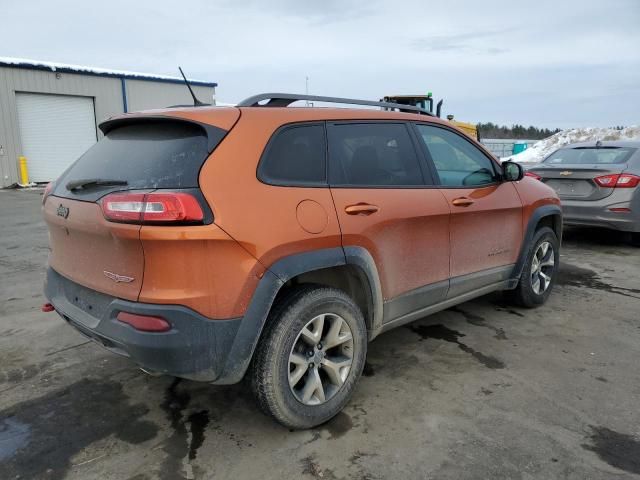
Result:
[44, 268, 242, 382]
[561, 193, 640, 233]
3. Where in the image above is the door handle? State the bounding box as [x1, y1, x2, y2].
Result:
[452, 197, 474, 207]
[345, 203, 379, 215]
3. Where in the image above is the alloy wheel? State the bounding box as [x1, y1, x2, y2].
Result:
[531, 241, 555, 294]
[288, 313, 354, 406]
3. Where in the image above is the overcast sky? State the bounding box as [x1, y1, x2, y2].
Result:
[3, 0, 639, 128]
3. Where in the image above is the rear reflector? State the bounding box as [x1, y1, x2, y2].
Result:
[101, 192, 204, 224]
[525, 171, 542, 181]
[609, 207, 632, 213]
[594, 173, 640, 188]
[42, 303, 55, 312]
[116, 312, 171, 332]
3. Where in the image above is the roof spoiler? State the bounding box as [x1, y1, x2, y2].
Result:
[99, 115, 225, 153]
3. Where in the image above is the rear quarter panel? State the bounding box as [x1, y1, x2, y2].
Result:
[198, 109, 343, 272]
[138, 223, 265, 319]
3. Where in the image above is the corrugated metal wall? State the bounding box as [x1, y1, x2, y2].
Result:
[0, 66, 216, 187]
[124, 80, 214, 111]
[0, 67, 123, 186]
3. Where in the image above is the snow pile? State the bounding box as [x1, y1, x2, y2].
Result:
[503, 126, 640, 163]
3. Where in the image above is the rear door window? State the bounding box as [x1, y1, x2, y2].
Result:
[53, 121, 214, 200]
[328, 123, 426, 187]
[258, 123, 326, 185]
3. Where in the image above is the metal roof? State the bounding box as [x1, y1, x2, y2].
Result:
[0, 57, 217, 87]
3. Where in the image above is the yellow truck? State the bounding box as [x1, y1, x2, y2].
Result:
[382, 94, 479, 141]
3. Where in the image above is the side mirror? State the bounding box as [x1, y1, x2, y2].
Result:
[502, 161, 524, 182]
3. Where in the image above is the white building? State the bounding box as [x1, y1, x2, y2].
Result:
[0, 58, 217, 187]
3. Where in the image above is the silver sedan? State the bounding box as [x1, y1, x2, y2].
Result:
[525, 141, 640, 245]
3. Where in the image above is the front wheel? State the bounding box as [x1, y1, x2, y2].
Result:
[506, 226, 559, 308]
[250, 286, 367, 429]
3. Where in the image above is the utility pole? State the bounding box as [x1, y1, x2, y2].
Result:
[305, 76, 310, 106]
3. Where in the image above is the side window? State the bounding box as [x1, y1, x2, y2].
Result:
[258, 123, 326, 185]
[328, 123, 425, 187]
[415, 124, 499, 187]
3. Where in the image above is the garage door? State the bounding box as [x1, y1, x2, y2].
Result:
[16, 93, 97, 183]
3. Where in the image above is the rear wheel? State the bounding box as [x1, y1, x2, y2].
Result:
[506, 226, 559, 308]
[250, 286, 367, 429]
[631, 232, 640, 247]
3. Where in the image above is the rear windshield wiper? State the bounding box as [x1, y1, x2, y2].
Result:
[66, 178, 128, 191]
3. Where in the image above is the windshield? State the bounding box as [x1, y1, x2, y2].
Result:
[544, 147, 636, 165]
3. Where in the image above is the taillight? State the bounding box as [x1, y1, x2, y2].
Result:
[42, 182, 54, 204]
[594, 174, 640, 188]
[525, 171, 542, 181]
[615, 174, 640, 188]
[117, 312, 171, 332]
[594, 174, 618, 187]
[101, 192, 204, 224]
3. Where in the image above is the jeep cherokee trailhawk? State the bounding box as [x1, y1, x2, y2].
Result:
[43, 93, 562, 428]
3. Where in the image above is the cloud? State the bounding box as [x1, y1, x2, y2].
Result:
[220, 0, 379, 25]
[1, 0, 638, 127]
[411, 29, 512, 54]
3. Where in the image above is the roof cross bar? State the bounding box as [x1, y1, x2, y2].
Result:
[236, 93, 433, 116]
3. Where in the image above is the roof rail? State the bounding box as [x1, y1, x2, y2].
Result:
[236, 93, 433, 116]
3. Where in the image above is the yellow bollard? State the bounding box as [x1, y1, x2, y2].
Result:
[18, 156, 30, 185]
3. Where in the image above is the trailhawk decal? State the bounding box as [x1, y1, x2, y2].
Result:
[103, 271, 135, 283]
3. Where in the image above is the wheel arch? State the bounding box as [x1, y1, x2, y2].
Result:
[509, 204, 563, 287]
[269, 246, 383, 337]
[215, 246, 383, 384]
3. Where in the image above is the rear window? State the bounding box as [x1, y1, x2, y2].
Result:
[53, 121, 211, 197]
[544, 147, 636, 165]
[258, 123, 326, 185]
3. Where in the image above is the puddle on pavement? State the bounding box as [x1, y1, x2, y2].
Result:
[0, 418, 31, 462]
[449, 306, 508, 340]
[321, 411, 353, 439]
[159, 378, 214, 478]
[0, 378, 158, 480]
[409, 324, 505, 369]
[558, 263, 640, 299]
[583, 426, 640, 475]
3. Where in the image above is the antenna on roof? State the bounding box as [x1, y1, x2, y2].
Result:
[178, 66, 209, 107]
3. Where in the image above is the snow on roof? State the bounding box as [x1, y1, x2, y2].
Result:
[503, 126, 640, 163]
[0, 57, 217, 87]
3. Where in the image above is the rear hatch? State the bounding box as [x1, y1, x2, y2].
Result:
[528, 146, 636, 201]
[43, 109, 238, 300]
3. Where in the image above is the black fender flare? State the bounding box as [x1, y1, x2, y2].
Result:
[215, 246, 383, 384]
[509, 204, 563, 286]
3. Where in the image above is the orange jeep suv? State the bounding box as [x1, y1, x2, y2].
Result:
[43, 94, 561, 428]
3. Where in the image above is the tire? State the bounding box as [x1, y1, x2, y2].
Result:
[506, 226, 559, 308]
[631, 232, 640, 247]
[250, 285, 367, 429]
